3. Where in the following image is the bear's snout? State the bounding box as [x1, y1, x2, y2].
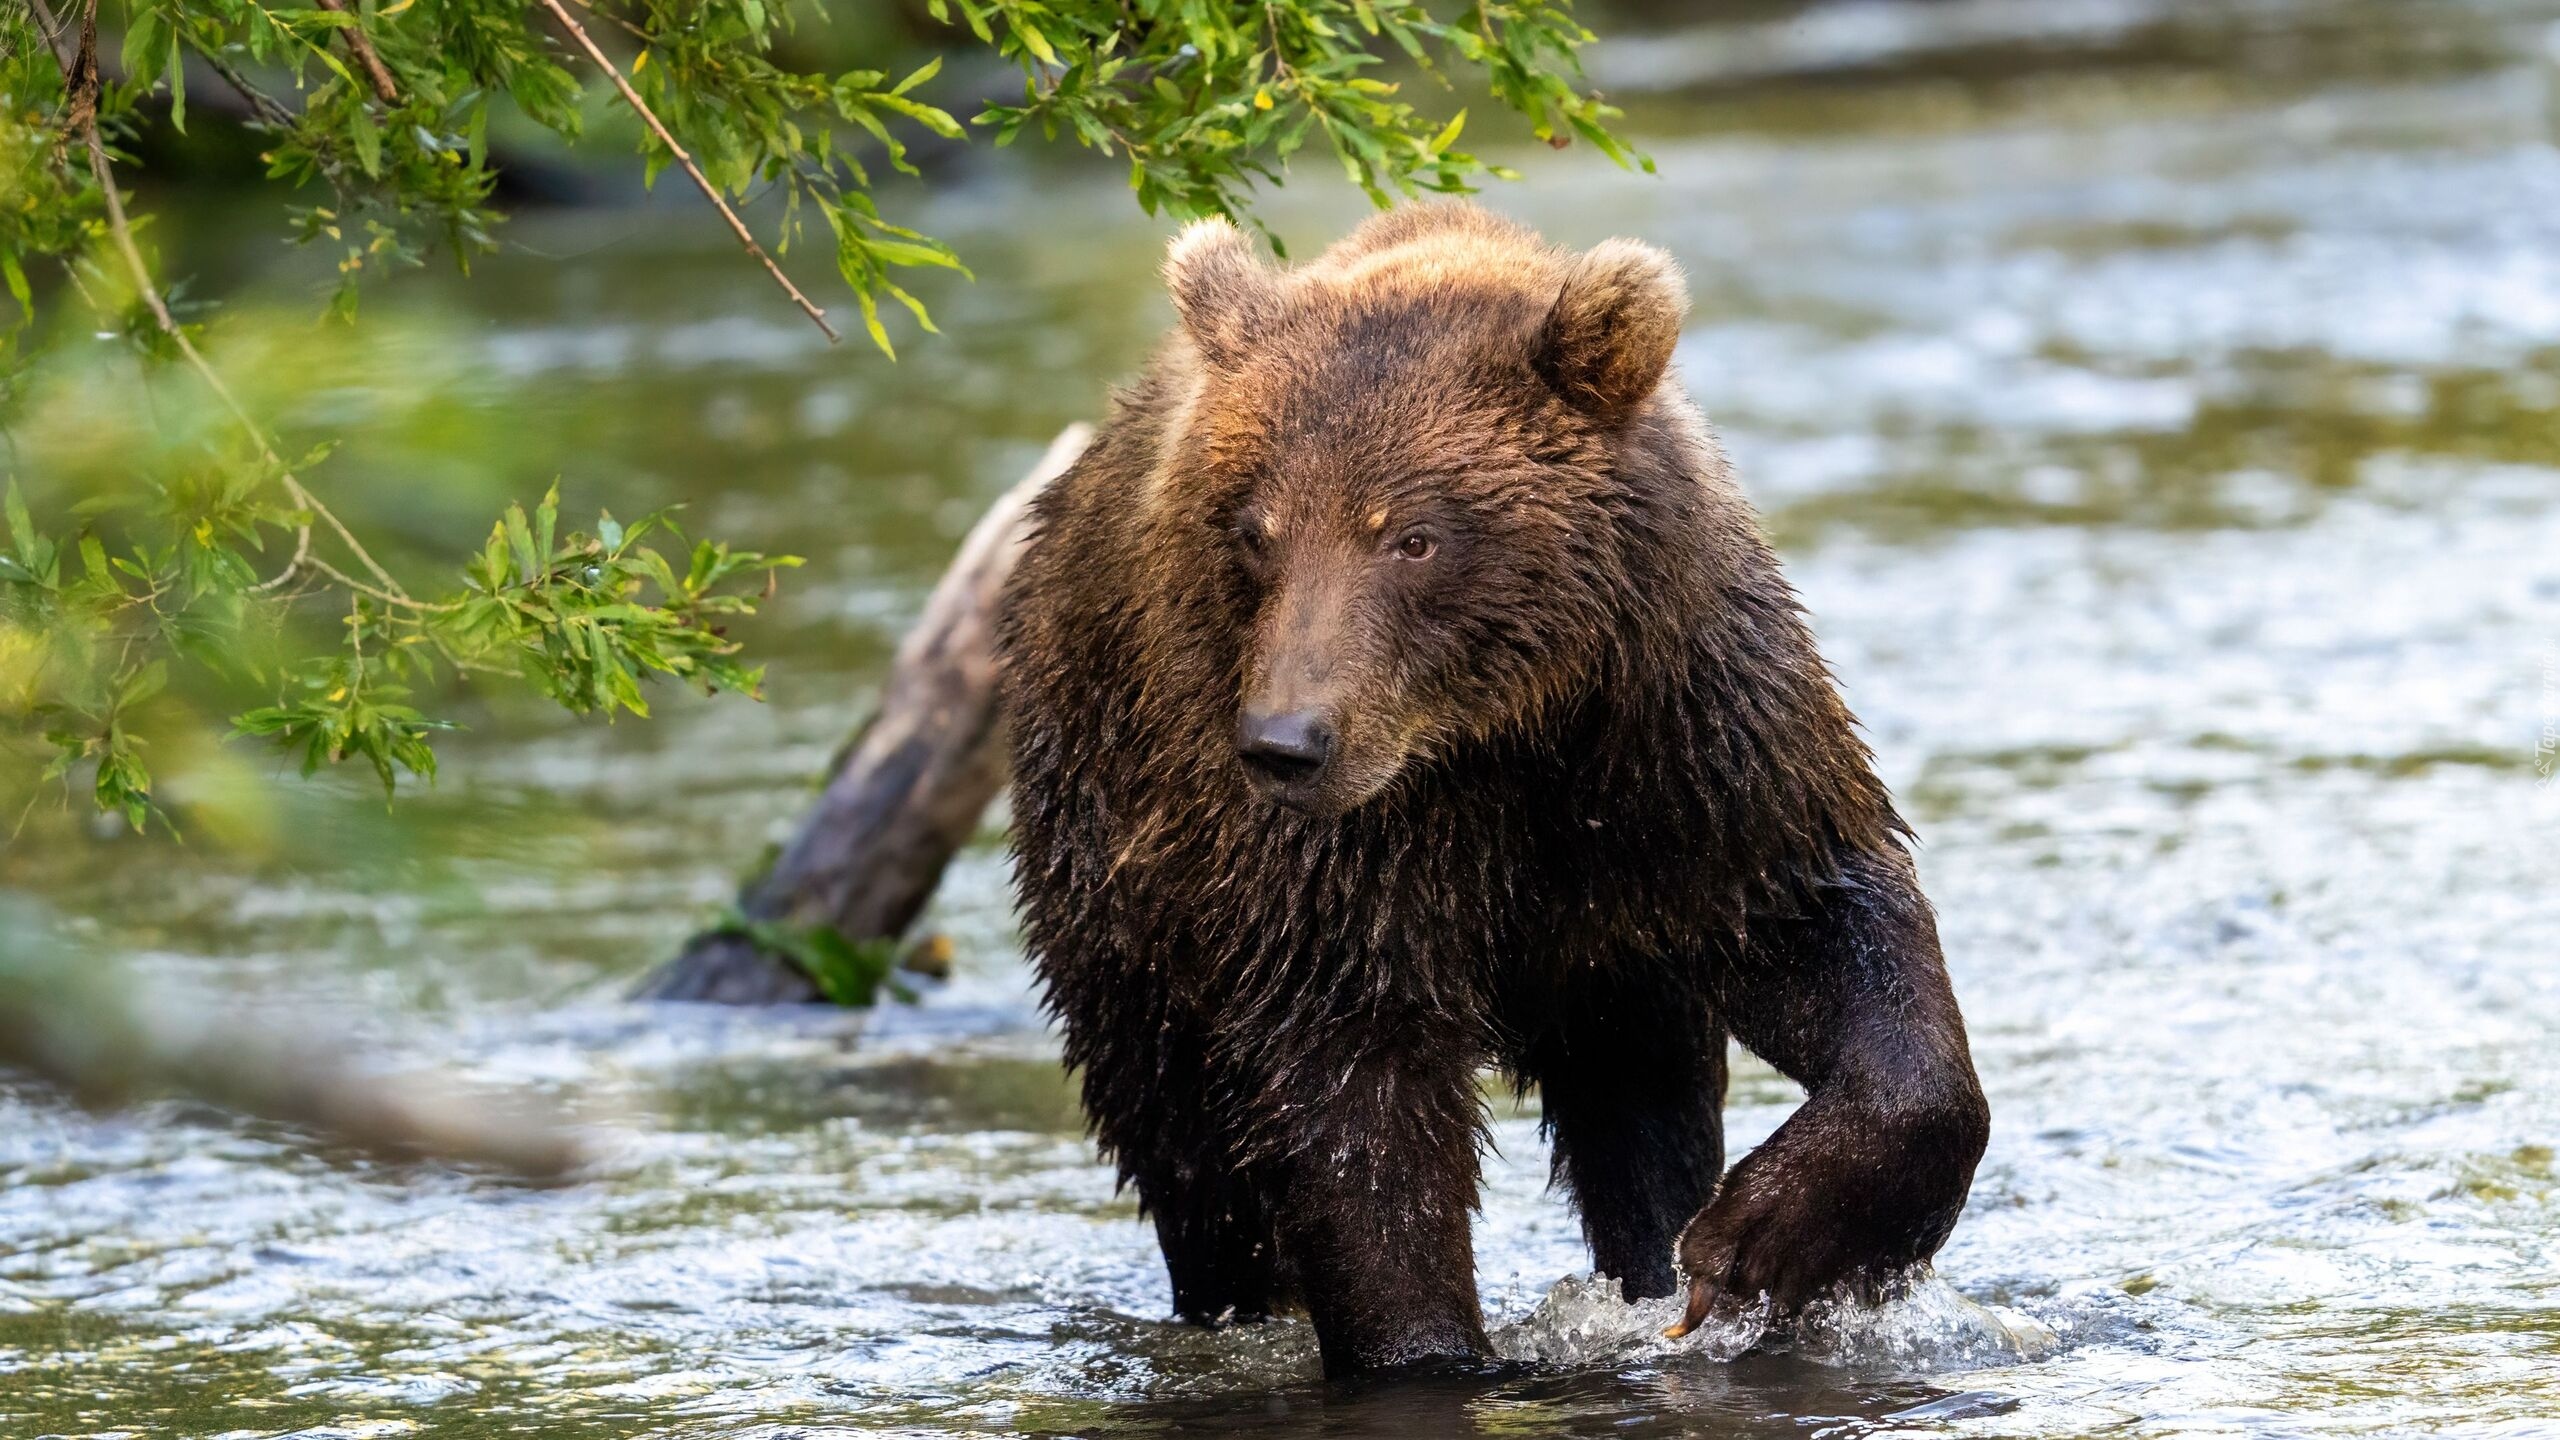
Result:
[1236, 707, 1336, 800]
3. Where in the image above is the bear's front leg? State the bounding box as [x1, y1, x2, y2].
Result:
[1257, 1028, 1492, 1377]
[1524, 979, 1726, 1303]
[1669, 847, 1990, 1336]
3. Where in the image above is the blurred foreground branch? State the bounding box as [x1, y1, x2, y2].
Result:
[638, 424, 1091, 1004]
[0, 901, 586, 1181]
[58, 5, 412, 611]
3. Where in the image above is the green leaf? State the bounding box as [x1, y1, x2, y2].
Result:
[349, 106, 383, 179]
[504, 502, 538, 582]
[892, 55, 943, 97]
[1429, 108, 1466, 155]
[1, 252, 30, 321]
[121, 6, 164, 82]
[534, 484, 560, 568]
[871, 94, 967, 141]
[166, 40, 187, 133]
[684, 540, 720, 596]
[859, 237, 966, 272]
[1014, 19, 1060, 67]
[4, 480, 35, 563]
[851, 286, 894, 359]
[117, 660, 170, 711]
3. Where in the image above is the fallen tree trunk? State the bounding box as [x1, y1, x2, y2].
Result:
[636, 424, 1092, 1004]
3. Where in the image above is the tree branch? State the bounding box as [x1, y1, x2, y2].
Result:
[536, 0, 842, 344]
[200, 45, 299, 129]
[25, 0, 77, 73]
[303, 556, 454, 614]
[56, 0, 98, 140]
[0, 900, 586, 1183]
[247, 514, 314, 594]
[314, 0, 401, 107]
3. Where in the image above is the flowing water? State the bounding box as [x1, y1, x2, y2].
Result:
[6, 0, 2560, 1434]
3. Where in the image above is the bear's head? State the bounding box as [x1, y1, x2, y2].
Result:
[1148, 205, 1692, 818]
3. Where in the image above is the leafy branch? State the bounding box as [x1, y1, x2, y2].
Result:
[946, 0, 1644, 239]
[0, 0, 1633, 834]
[536, 0, 841, 342]
[232, 488, 796, 799]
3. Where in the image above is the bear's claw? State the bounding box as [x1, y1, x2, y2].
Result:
[1661, 1277, 1714, 1340]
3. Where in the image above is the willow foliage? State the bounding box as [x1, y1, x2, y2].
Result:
[0, 0, 1633, 833]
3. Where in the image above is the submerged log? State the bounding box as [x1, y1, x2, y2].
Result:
[636, 424, 1093, 1004]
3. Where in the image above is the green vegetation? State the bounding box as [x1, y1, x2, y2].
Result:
[706, 907, 912, 1006]
[0, 0, 1632, 834]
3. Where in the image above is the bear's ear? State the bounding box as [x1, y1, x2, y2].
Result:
[1533, 238, 1688, 420]
[1164, 218, 1275, 372]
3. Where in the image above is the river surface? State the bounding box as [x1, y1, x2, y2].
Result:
[6, 0, 2560, 1434]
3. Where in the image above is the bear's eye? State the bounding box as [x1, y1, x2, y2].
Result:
[1396, 531, 1437, 562]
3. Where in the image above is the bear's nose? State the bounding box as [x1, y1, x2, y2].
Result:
[1237, 709, 1334, 784]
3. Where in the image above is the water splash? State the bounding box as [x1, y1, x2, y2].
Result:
[1494, 1272, 2060, 1373]
[1495, 1273, 1751, 1366]
[1785, 1277, 2063, 1371]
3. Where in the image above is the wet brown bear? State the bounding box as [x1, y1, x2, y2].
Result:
[995, 204, 1989, 1377]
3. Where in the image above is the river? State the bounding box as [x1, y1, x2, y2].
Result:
[4, 0, 2558, 1434]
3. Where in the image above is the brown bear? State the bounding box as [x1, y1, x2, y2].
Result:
[995, 204, 1989, 1378]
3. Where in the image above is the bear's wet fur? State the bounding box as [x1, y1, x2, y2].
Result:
[996, 204, 1990, 1377]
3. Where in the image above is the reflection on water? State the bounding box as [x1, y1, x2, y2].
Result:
[7, 0, 2560, 1434]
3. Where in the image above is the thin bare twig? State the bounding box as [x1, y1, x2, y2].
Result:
[534, 0, 841, 343]
[561, 0, 653, 47]
[247, 515, 314, 594]
[25, 0, 75, 72]
[303, 556, 453, 614]
[203, 41, 302, 129]
[313, 0, 401, 107]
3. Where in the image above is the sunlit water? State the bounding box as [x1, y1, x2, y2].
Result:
[7, 1, 2560, 1434]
